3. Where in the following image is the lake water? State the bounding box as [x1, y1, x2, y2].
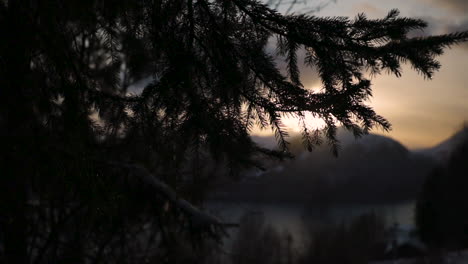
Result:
[207, 200, 415, 250]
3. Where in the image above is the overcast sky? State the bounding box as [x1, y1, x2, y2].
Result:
[254, 0, 468, 149]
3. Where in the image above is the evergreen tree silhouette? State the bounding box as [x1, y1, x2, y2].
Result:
[0, 1, 467, 263]
[416, 131, 468, 249]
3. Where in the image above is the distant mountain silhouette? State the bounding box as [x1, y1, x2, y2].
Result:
[416, 126, 468, 163]
[213, 128, 436, 204]
[251, 128, 408, 155]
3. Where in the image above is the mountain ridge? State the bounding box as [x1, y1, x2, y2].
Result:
[414, 126, 468, 162]
[213, 127, 468, 204]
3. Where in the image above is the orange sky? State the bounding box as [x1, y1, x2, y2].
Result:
[253, 0, 468, 149]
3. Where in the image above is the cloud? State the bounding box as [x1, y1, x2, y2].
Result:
[409, 16, 468, 50]
[418, 0, 468, 15]
[443, 20, 468, 34]
[352, 3, 386, 17]
[443, 20, 468, 50]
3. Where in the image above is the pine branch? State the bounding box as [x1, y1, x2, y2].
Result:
[113, 162, 238, 230]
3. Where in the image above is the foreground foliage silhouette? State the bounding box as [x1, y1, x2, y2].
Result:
[0, 0, 467, 263]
